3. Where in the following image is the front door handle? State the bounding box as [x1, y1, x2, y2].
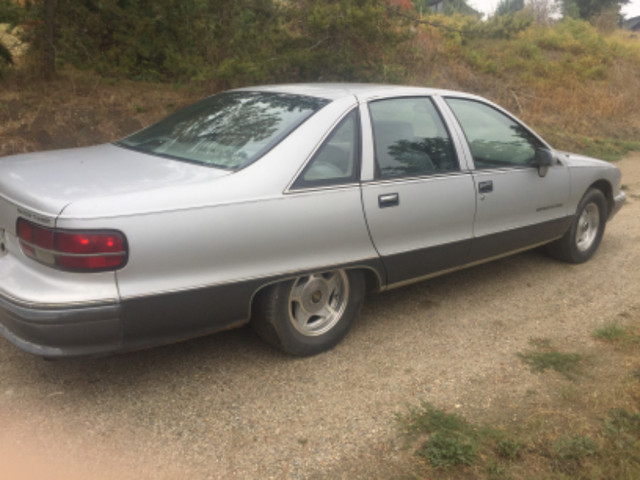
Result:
[478, 180, 493, 194]
[378, 193, 399, 208]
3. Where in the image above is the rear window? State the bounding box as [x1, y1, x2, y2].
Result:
[117, 91, 329, 170]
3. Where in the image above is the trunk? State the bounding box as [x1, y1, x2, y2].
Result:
[0, 144, 231, 218]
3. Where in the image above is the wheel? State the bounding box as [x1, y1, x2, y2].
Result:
[546, 188, 607, 264]
[252, 269, 365, 356]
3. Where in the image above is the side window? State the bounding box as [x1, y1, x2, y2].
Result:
[292, 110, 359, 189]
[445, 98, 544, 169]
[369, 97, 458, 179]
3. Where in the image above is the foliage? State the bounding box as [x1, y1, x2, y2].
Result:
[496, 0, 525, 16]
[0, 0, 25, 25]
[559, 0, 629, 20]
[411, 0, 479, 17]
[0, 0, 26, 73]
[17, 0, 414, 86]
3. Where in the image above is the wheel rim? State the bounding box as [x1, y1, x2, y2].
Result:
[575, 202, 600, 252]
[288, 270, 349, 337]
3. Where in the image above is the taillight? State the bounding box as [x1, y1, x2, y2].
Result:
[16, 218, 128, 272]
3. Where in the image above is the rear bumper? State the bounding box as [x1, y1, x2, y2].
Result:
[0, 295, 122, 357]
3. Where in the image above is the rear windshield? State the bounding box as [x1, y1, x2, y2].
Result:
[117, 91, 329, 170]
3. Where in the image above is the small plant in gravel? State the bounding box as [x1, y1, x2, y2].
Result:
[594, 322, 640, 347]
[517, 338, 586, 381]
[397, 402, 522, 475]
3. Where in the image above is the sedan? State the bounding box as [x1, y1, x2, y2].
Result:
[0, 84, 626, 357]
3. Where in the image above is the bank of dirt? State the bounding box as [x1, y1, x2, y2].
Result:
[0, 80, 638, 478]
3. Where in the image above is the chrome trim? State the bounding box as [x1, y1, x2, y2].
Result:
[0, 289, 118, 310]
[361, 170, 472, 187]
[282, 182, 361, 195]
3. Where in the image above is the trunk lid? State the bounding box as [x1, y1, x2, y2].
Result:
[0, 144, 231, 227]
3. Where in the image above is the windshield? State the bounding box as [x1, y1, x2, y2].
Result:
[117, 91, 329, 170]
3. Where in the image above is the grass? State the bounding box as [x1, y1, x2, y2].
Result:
[516, 338, 586, 381]
[593, 323, 640, 347]
[399, 316, 640, 479]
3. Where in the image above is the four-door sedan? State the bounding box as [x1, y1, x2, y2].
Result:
[0, 84, 626, 357]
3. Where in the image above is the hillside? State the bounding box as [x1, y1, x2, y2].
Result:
[1, 17, 639, 160]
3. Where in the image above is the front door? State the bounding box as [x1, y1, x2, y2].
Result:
[444, 97, 571, 260]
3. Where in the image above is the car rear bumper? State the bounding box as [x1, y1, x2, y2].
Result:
[0, 295, 122, 357]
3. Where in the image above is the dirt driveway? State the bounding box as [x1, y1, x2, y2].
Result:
[1, 154, 639, 480]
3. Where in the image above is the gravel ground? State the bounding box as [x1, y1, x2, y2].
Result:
[1, 154, 639, 480]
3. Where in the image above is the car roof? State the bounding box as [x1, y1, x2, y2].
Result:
[232, 83, 480, 102]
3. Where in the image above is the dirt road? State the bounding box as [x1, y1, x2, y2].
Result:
[1, 154, 639, 480]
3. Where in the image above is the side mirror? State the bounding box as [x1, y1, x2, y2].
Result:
[534, 148, 554, 177]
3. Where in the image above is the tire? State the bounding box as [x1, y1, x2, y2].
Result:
[252, 269, 365, 356]
[546, 188, 607, 264]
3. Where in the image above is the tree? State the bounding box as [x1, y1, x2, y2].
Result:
[559, 0, 629, 20]
[528, 0, 559, 23]
[496, 0, 525, 16]
[0, 42, 12, 66]
[42, 0, 55, 79]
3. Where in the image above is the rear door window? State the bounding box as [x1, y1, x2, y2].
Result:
[368, 97, 458, 179]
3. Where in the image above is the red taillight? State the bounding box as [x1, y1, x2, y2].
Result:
[16, 218, 128, 272]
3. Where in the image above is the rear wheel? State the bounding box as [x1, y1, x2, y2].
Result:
[546, 188, 607, 264]
[252, 269, 365, 356]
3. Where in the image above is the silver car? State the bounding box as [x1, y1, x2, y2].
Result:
[0, 84, 626, 357]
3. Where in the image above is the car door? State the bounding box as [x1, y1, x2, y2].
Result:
[443, 97, 572, 260]
[360, 96, 477, 286]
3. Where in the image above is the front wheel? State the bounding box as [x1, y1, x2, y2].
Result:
[252, 269, 365, 356]
[546, 188, 607, 264]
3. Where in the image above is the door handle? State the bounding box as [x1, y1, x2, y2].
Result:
[478, 180, 493, 194]
[378, 193, 399, 208]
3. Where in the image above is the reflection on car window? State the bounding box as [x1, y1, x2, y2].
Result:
[292, 110, 359, 189]
[445, 98, 543, 169]
[117, 91, 329, 170]
[369, 97, 458, 179]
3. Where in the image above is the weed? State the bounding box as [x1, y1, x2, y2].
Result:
[594, 323, 640, 347]
[496, 438, 523, 460]
[554, 434, 597, 460]
[417, 430, 477, 468]
[517, 339, 586, 381]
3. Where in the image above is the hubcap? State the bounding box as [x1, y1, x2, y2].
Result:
[575, 203, 600, 252]
[288, 270, 349, 336]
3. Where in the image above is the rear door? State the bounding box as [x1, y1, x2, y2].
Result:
[360, 96, 477, 286]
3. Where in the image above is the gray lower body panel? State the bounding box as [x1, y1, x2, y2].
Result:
[0, 259, 384, 358]
[0, 297, 123, 357]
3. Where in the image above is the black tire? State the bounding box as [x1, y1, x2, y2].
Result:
[546, 188, 607, 264]
[251, 269, 365, 356]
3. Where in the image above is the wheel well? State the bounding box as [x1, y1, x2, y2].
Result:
[248, 266, 383, 320]
[589, 180, 613, 216]
[355, 267, 383, 294]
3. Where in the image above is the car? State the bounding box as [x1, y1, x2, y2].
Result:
[0, 83, 626, 358]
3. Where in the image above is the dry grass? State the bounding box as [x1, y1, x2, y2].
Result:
[400, 306, 640, 480]
[410, 19, 640, 159]
[0, 68, 205, 157]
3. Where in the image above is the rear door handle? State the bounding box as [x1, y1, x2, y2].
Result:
[378, 193, 399, 208]
[478, 180, 493, 194]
